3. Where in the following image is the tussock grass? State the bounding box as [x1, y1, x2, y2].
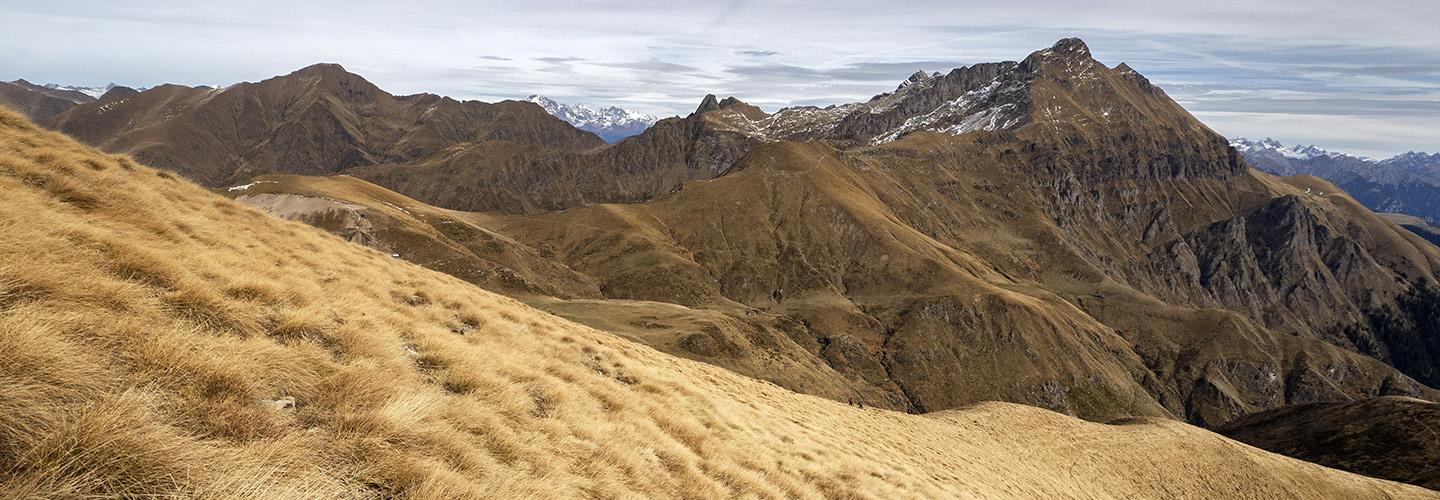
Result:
[0, 106, 1432, 498]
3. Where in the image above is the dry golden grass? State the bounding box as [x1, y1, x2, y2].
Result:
[0, 105, 1434, 498]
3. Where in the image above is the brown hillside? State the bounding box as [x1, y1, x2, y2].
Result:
[5, 107, 1435, 498]
[223, 174, 893, 406]
[221, 173, 602, 299]
[349, 95, 764, 212]
[7, 80, 98, 105]
[44, 64, 604, 186]
[487, 138, 1440, 425]
[225, 137, 1440, 429]
[0, 81, 82, 122]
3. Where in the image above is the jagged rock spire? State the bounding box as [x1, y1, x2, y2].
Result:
[695, 94, 721, 114]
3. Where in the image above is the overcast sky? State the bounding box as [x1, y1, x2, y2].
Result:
[2, 0, 1437, 157]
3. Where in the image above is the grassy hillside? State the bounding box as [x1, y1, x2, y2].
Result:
[0, 106, 1434, 497]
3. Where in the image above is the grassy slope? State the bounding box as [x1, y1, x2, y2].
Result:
[223, 173, 900, 412]
[0, 107, 1434, 498]
[222, 173, 604, 299]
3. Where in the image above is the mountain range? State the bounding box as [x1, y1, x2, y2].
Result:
[525, 95, 659, 142]
[1233, 138, 1440, 224]
[4, 38, 1440, 494]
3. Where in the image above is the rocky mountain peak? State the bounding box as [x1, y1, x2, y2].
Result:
[1021, 37, 1101, 74]
[899, 70, 939, 89]
[695, 94, 721, 114]
[1050, 37, 1091, 57]
[526, 94, 561, 110]
[694, 94, 751, 115]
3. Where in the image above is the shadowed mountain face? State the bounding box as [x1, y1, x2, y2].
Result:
[43, 63, 605, 186]
[166, 39, 1440, 430]
[1218, 397, 1440, 490]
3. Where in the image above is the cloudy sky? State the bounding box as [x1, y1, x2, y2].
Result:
[2, 0, 1437, 157]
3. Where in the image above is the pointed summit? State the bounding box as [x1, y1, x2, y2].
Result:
[695, 94, 721, 114]
[693, 94, 751, 115]
[899, 70, 936, 89]
[526, 95, 562, 114]
[1022, 37, 1097, 70]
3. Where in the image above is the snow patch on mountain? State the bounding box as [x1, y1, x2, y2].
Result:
[526, 95, 660, 142]
[871, 78, 1022, 144]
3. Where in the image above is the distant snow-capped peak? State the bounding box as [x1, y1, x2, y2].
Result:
[42, 83, 117, 100]
[526, 95, 660, 142]
[1230, 137, 1340, 161]
[1381, 151, 1440, 166]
